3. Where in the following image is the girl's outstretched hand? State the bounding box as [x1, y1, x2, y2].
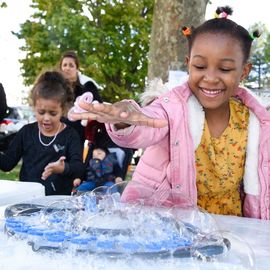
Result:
[68, 100, 168, 129]
[41, 156, 66, 180]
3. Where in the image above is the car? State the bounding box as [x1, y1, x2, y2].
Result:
[0, 105, 35, 152]
[4, 105, 36, 124]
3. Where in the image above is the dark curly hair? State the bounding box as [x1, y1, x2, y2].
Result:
[31, 70, 74, 114]
[183, 6, 260, 63]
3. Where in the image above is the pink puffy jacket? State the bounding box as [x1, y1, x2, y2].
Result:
[106, 82, 270, 219]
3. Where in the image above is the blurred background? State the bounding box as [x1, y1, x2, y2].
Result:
[0, 0, 269, 179]
[0, 0, 269, 107]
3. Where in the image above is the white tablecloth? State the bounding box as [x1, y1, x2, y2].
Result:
[0, 195, 269, 269]
[0, 180, 45, 206]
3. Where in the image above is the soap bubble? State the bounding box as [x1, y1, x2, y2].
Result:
[3, 182, 257, 269]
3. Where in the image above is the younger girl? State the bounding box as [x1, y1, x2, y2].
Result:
[69, 7, 270, 219]
[0, 71, 85, 195]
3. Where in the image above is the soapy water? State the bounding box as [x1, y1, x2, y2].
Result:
[1, 182, 256, 269]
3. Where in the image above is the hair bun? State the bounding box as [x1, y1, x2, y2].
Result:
[43, 71, 63, 83]
[252, 30, 261, 38]
[216, 6, 233, 16]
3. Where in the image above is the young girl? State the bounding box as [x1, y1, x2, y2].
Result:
[69, 7, 270, 219]
[0, 71, 85, 195]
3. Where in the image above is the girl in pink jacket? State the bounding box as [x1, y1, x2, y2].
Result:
[70, 7, 270, 219]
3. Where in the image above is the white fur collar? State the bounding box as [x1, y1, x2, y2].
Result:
[187, 96, 260, 196]
[243, 111, 260, 195]
[187, 95, 205, 150]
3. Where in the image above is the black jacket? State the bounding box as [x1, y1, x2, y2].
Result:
[0, 122, 85, 195]
[62, 80, 103, 146]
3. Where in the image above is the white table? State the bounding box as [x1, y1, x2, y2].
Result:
[214, 215, 270, 269]
[0, 195, 269, 269]
[0, 180, 45, 206]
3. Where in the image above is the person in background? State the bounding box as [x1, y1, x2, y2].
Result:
[69, 6, 270, 220]
[61, 51, 134, 178]
[0, 71, 84, 195]
[59, 50, 103, 146]
[0, 83, 8, 121]
[73, 146, 123, 194]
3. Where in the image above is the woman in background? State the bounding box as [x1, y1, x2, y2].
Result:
[59, 50, 103, 146]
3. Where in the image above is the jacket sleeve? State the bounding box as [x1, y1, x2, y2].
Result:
[62, 129, 85, 179]
[0, 127, 24, 171]
[0, 83, 8, 121]
[106, 99, 169, 149]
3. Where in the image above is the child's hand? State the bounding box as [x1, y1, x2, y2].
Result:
[41, 156, 66, 180]
[115, 177, 123, 183]
[73, 178, 82, 187]
[69, 100, 168, 129]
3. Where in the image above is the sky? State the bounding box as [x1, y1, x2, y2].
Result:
[0, 0, 270, 106]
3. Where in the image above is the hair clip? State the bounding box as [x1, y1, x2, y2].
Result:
[182, 27, 191, 36]
[249, 33, 256, 40]
[214, 11, 228, 18]
[221, 11, 228, 18]
[249, 30, 261, 40]
[214, 6, 232, 19]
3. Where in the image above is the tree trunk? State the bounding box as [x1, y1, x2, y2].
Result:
[148, 0, 208, 82]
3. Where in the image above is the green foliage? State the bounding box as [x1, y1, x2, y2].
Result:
[246, 23, 270, 90]
[14, 0, 154, 102]
[0, 1, 7, 8]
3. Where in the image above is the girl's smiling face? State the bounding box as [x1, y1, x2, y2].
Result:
[186, 33, 251, 111]
[34, 98, 63, 136]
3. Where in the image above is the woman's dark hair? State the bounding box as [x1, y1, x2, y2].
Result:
[31, 71, 74, 114]
[59, 50, 80, 69]
[184, 6, 260, 63]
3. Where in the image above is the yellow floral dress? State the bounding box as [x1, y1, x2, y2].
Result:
[195, 98, 249, 216]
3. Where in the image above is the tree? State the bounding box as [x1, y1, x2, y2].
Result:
[15, 0, 210, 102]
[148, 0, 209, 82]
[262, 31, 270, 88]
[14, 0, 154, 102]
[246, 23, 270, 90]
[0, 1, 7, 8]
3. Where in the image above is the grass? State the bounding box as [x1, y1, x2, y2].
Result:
[0, 162, 135, 182]
[0, 163, 20, 181]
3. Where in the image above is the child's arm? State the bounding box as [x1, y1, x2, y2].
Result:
[59, 129, 85, 180]
[42, 128, 85, 181]
[0, 126, 24, 171]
